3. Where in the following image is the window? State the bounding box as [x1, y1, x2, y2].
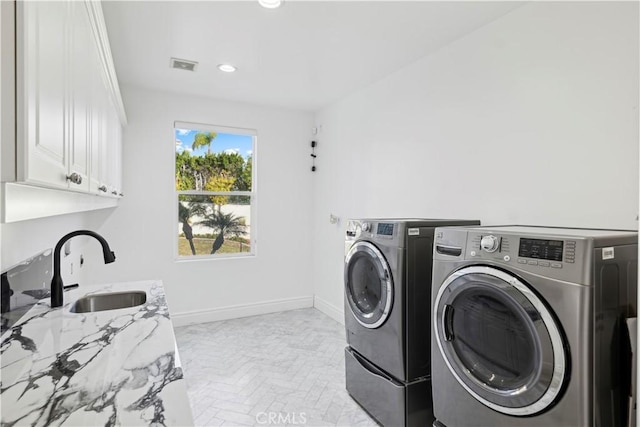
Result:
[174, 122, 255, 259]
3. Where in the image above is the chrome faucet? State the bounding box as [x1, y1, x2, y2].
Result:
[51, 230, 116, 308]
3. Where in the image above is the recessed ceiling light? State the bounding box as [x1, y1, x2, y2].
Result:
[258, 0, 283, 9]
[217, 64, 237, 73]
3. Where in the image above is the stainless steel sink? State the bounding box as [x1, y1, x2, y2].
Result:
[70, 291, 147, 313]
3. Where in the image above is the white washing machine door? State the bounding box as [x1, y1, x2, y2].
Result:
[344, 241, 393, 329]
[433, 265, 568, 416]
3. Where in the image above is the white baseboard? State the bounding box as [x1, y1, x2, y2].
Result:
[171, 296, 314, 327]
[314, 295, 344, 325]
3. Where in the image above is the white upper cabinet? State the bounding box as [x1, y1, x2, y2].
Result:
[15, 0, 125, 198]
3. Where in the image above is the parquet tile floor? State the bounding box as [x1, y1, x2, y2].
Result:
[174, 308, 378, 427]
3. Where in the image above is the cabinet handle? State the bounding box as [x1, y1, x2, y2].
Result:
[66, 172, 83, 185]
[98, 185, 107, 192]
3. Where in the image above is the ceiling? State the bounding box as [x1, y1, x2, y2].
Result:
[102, 1, 523, 112]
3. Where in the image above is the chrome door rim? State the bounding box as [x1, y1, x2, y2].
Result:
[344, 241, 393, 329]
[433, 265, 566, 416]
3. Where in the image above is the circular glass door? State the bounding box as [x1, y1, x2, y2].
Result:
[344, 241, 393, 329]
[433, 265, 567, 416]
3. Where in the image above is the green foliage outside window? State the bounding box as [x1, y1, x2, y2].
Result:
[175, 150, 251, 193]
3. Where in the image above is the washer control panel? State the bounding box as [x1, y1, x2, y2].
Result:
[375, 222, 395, 238]
[345, 220, 398, 244]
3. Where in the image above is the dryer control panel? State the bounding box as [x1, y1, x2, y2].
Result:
[467, 232, 579, 269]
[467, 232, 576, 266]
[433, 227, 592, 283]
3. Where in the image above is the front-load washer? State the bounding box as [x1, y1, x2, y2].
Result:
[344, 218, 480, 426]
[431, 225, 637, 426]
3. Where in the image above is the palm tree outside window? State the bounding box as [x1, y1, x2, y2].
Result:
[174, 122, 256, 258]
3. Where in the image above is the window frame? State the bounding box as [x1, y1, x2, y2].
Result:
[173, 121, 257, 261]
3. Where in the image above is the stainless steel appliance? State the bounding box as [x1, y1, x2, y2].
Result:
[344, 218, 479, 426]
[431, 226, 637, 426]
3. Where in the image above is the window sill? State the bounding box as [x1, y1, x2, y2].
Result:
[174, 252, 256, 263]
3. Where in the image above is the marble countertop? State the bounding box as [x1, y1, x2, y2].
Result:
[0, 280, 193, 426]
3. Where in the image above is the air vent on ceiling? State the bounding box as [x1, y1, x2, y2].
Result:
[170, 58, 198, 72]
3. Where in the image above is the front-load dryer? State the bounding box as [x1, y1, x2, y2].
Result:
[344, 218, 479, 427]
[431, 225, 637, 427]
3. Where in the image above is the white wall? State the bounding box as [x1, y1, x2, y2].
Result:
[0, 211, 110, 278]
[312, 2, 640, 320]
[84, 86, 315, 322]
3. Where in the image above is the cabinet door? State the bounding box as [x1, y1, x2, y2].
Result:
[106, 105, 123, 196]
[114, 119, 123, 196]
[68, 1, 92, 192]
[99, 96, 110, 194]
[18, 1, 70, 188]
[89, 56, 122, 197]
[89, 57, 108, 195]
